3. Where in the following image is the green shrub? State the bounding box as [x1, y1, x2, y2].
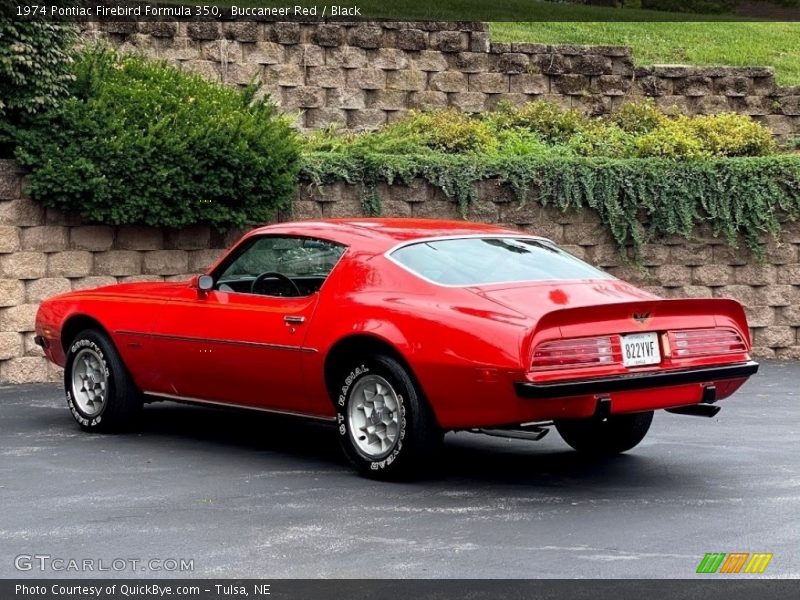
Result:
[312, 100, 777, 162]
[487, 100, 589, 144]
[609, 99, 667, 134]
[690, 112, 776, 157]
[12, 49, 300, 229]
[0, 2, 75, 120]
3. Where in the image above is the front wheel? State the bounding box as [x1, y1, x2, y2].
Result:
[334, 354, 443, 479]
[64, 329, 142, 432]
[555, 411, 654, 455]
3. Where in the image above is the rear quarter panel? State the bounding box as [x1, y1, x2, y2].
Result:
[301, 253, 534, 426]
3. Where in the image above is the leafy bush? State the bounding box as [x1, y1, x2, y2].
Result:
[609, 99, 667, 134]
[487, 100, 589, 144]
[12, 49, 300, 229]
[0, 1, 75, 119]
[307, 100, 777, 161]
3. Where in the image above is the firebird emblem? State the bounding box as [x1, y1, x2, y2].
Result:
[632, 311, 652, 324]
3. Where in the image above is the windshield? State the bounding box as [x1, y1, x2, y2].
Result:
[389, 237, 613, 286]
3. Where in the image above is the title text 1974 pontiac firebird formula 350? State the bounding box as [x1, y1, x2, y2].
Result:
[35, 219, 758, 478]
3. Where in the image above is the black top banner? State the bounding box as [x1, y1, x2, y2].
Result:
[6, 0, 800, 22]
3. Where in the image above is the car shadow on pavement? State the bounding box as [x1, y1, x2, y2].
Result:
[135, 401, 685, 489]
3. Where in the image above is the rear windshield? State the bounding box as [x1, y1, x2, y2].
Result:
[389, 237, 613, 286]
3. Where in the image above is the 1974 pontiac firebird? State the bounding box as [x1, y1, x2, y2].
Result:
[35, 219, 758, 478]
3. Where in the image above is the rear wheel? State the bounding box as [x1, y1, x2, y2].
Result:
[64, 329, 142, 432]
[333, 354, 443, 479]
[555, 411, 653, 455]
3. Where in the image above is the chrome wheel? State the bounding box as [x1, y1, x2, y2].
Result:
[347, 374, 401, 459]
[71, 347, 107, 417]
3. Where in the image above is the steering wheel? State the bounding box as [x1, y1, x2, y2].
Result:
[250, 271, 302, 297]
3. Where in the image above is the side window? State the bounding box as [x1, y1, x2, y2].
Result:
[215, 236, 345, 297]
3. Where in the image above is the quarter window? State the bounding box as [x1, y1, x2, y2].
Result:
[390, 237, 611, 286]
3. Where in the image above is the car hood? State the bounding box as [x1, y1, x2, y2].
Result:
[470, 278, 659, 319]
[63, 280, 191, 300]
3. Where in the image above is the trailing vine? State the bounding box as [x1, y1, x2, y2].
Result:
[300, 152, 800, 259]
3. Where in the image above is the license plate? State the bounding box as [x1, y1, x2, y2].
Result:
[621, 332, 661, 367]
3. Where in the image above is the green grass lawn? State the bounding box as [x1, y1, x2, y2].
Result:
[491, 22, 800, 86]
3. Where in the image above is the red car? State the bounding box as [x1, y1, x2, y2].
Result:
[35, 219, 758, 478]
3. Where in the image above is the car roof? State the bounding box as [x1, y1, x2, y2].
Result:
[249, 218, 537, 253]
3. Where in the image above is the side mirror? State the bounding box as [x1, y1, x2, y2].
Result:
[195, 275, 214, 292]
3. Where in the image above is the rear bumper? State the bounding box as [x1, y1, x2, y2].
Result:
[514, 360, 759, 399]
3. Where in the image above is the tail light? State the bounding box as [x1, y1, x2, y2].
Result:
[667, 328, 746, 358]
[532, 335, 622, 370]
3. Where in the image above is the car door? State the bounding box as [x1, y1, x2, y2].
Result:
[150, 235, 346, 414]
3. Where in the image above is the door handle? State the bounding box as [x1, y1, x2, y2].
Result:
[284, 316, 305, 324]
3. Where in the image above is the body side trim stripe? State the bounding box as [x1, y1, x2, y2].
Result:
[115, 330, 318, 353]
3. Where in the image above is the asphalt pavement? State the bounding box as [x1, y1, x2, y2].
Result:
[0, 361, 798, 578]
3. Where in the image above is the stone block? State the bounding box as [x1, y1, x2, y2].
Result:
[372, 48, 409, 71]
[408, 91, 448, 111]
[305, 108, 348, 129]
[347, 109, 386, 130]
[395, 29, 428, 51]
[387, 70, 427, 91]
[70, 226, 114, 251]
[0, 226, 20, 253]
[497, 53, 529, 74]
[272, 22, 301, 45]
[187, 22, 219, 41]
[0, 357, 49, 383]
[430, 71, 468, 93]
[326, 47, 368, 69]
[94, 251, 142, 276]
[312, 24, 345, 47]
[655, 264, 692, 287]
[245, 41, 284, 65]
[47, 251, 93, 278]
[328, 88, 366, 110]
[568, 54, 612, 75]
[448, 92, 486, 112]
[284, 86, 326, 109]
[430, 31, 468, 53]
[0, 199, 45, 226]
[348, 26, 384, 49]
[692, 264, 733, 286]
[412, 51, 448, 73]
[455, 52, 489, 73]
[367, 90, 408, 111]
[264, 64, 304, 87]
[0, 332, 22, 360]
[346, 68, 385, 90]
[509, 74, 548, 95]
[143, 250, 189, 275]
[70, 276, 118, 290]
[552, 74, 590, 96]
[222, 21, 259, 43]
[307, 66, 345, 89]
[470, 73, 508, 94]
[0, 279, 25, 307]
[1, 252, 47, 279]
[19, 226, 69, 252]
[0, 304, 38, 332]
[116, 226, 164, 251]
[755, 326, 795, 348]
[285, 44, 324, 67]
[25, 277, 72, 303]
